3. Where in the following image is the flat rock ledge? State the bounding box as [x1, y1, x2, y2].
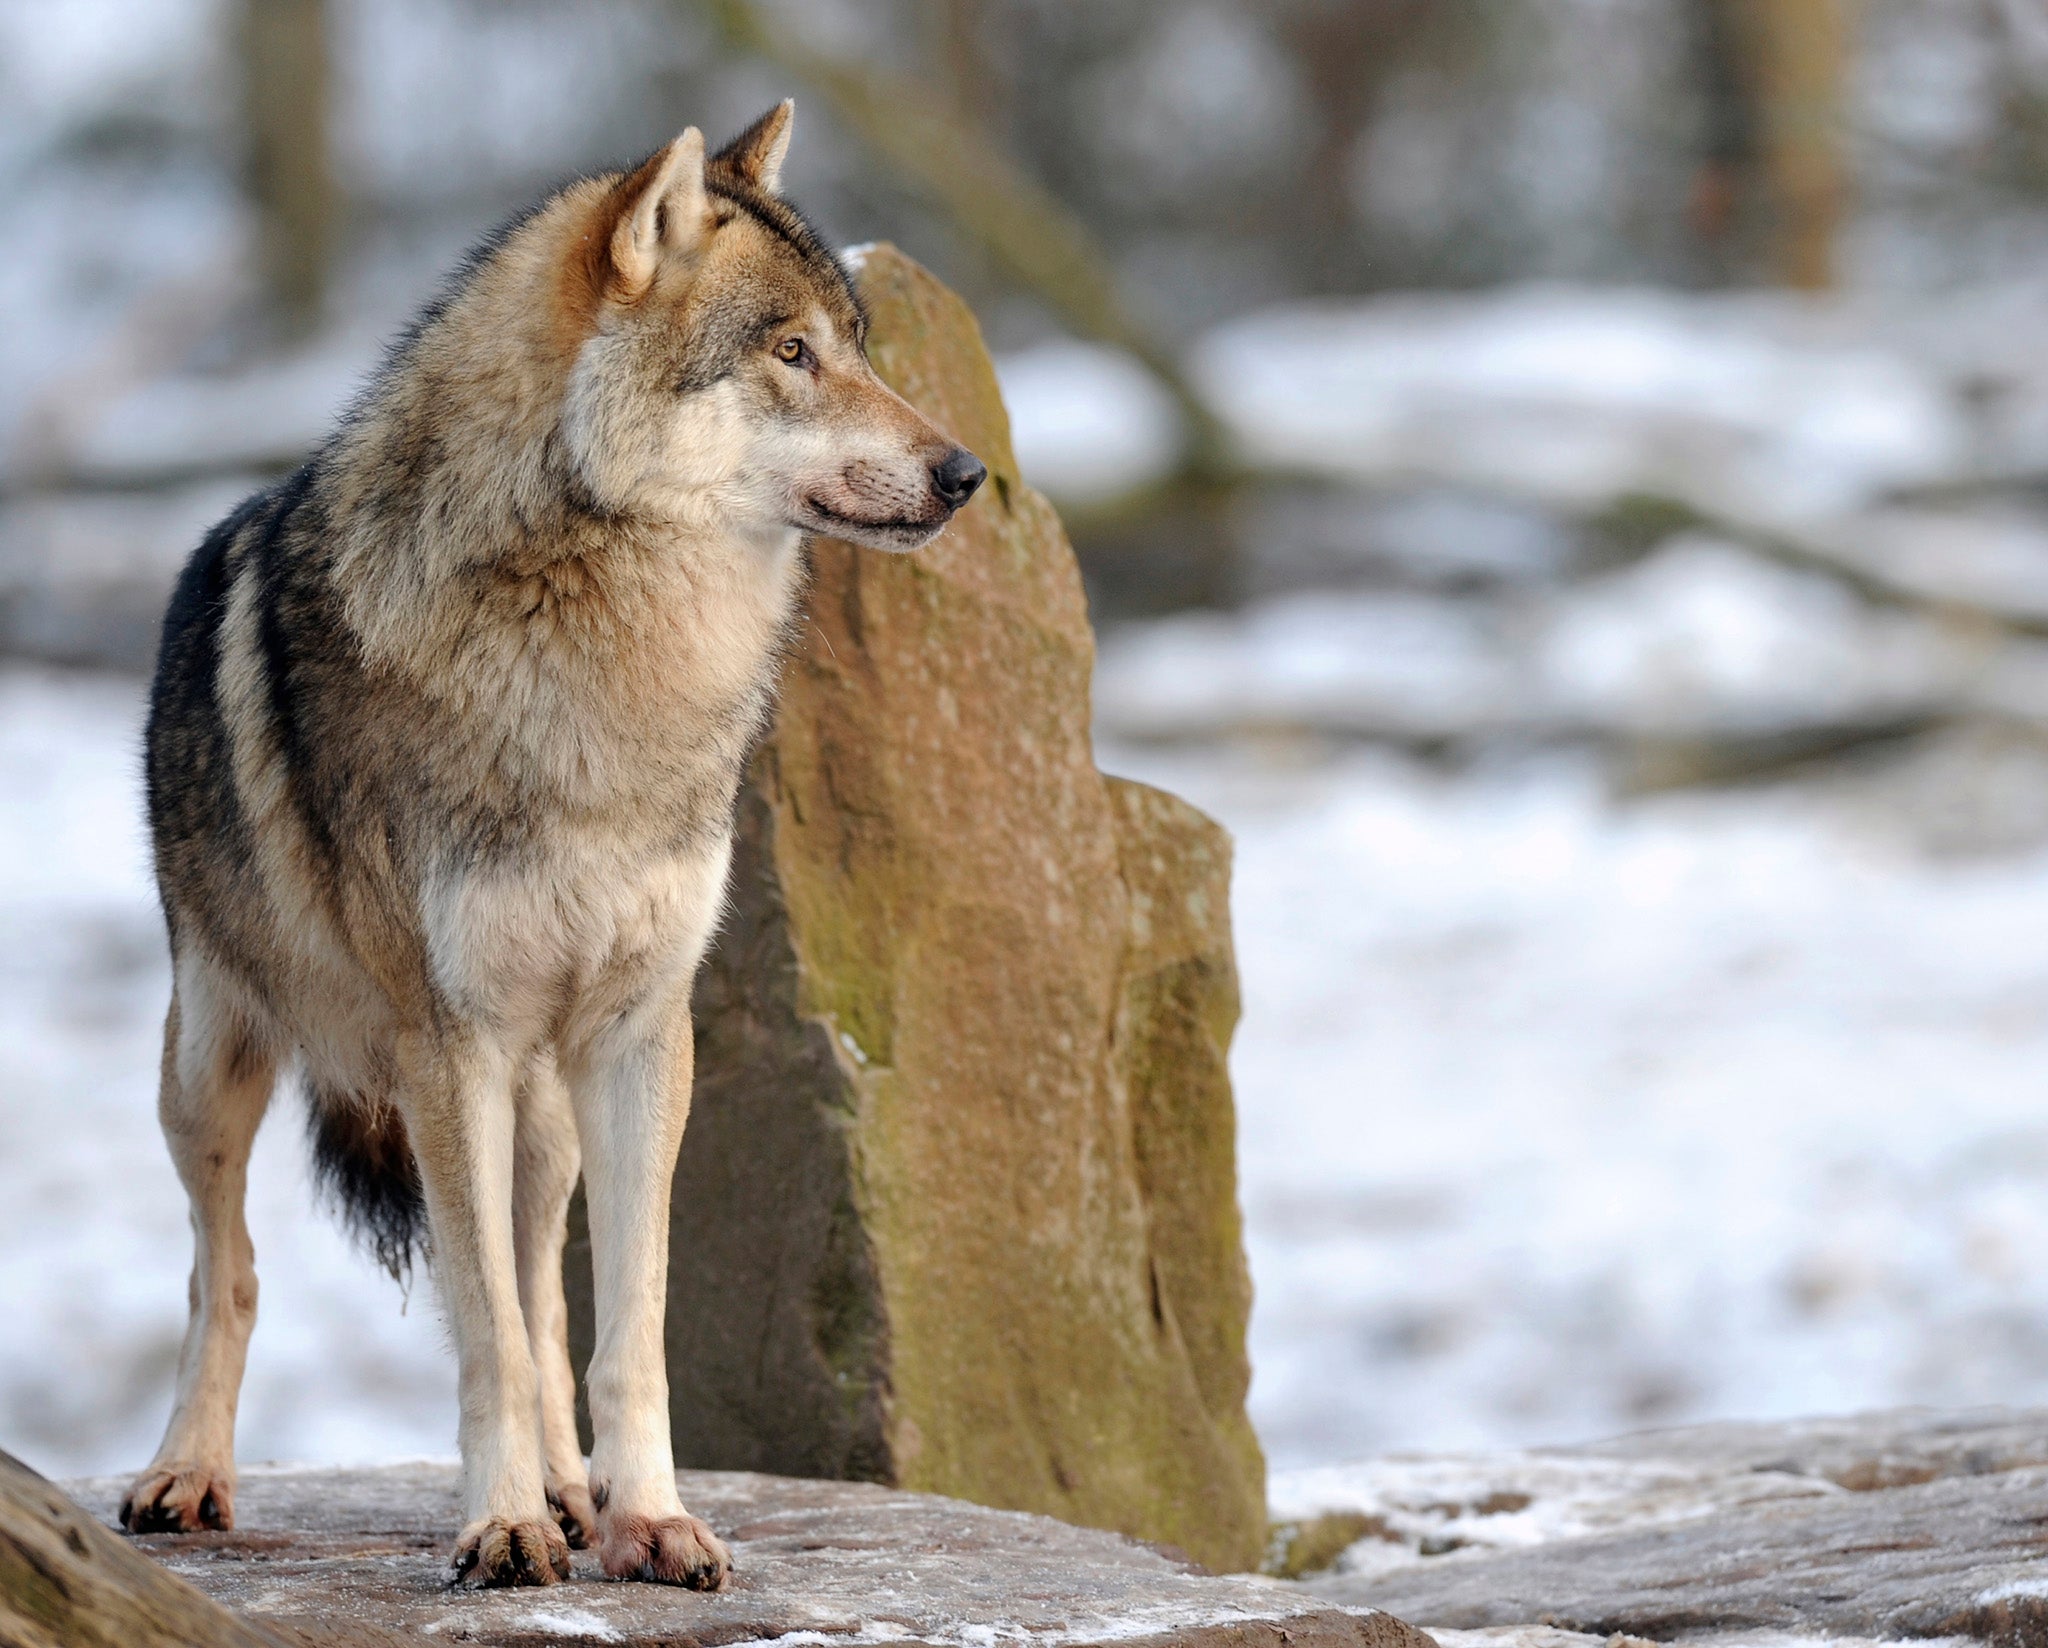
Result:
[1282, 1408, 2048, 1648]
[53, 1464, 1428, 1648]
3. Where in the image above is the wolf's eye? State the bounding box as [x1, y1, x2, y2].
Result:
[775, 337, 807, 366]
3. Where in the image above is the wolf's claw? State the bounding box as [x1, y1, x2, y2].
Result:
[597, 1511, 731, 1588]
[450, 1515, 573, 1587]
[547, 1482, 599, 1550]
[120, 1463, 236, 1534]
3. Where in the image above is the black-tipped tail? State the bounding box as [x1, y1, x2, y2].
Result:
[307, 1091, 427, 1282]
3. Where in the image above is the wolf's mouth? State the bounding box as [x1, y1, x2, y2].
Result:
[800, 497, 936, 539]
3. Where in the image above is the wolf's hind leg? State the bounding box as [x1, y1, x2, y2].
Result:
[122, 962, 275, 1535]
[515, 1054, 595, 1549]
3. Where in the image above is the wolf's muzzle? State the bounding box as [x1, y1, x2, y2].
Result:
[931, 448, 988, 512]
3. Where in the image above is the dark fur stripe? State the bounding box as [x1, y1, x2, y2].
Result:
[247, 464, 345, 883]
[146, 491, 264, 954]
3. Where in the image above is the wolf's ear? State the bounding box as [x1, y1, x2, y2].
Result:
[713, 100, 794, 195]
[609, 127, 710, 298]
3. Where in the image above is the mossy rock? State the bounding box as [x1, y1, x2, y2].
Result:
[568, 246, 1265, 1574]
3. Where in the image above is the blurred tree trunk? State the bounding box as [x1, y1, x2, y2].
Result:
[1746, 0, 1847, 290]
[1691, 0, 1846, 290]
[929, 0, 992, 124]
[919, 0, 1003, 306]
[694, 0, 1228, 474]
[1275, 0, 1434, 293]
[1682, 0, 1754, 282]
[238, 0, 336, 336]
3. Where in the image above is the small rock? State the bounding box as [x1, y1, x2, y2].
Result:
[0, 1448, 300, 1648]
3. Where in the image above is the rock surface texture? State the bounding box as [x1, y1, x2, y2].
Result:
[565, 246, 1265, 1573]
[1284, 1407, 2048, 1647]
[49, 1463, 1423, 1648]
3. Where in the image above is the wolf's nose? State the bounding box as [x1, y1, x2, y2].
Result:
[931, 448, 987, 510]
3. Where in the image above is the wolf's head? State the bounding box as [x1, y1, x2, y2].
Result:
[560, 103, 984, 551]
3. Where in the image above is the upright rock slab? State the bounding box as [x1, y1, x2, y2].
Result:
[568, 246, 1264, 1575]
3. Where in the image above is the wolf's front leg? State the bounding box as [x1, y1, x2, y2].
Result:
[401, 1029, 570, 1587]
[566, 1004, 729, 1589]
[513, 1054, 597, 1548]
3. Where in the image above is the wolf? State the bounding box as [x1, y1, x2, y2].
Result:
[118, 102, 985, 1589]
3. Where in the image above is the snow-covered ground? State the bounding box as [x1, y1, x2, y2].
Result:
[1101, 736, 2048, 1469]
[12, 661, 2048, 1481]
[1001, 281, 2048, 527]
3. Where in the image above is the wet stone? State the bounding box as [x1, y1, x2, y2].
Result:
[57, 1462, 1432, 1648]
[1296, 1408, 2048, 1647]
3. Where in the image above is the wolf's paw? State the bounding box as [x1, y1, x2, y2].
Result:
[547, 1481, 598, 1550]
[450, 1515, 573, 1587]
[597, 1511, 731, 1588]
[120, 1463, 235, 1533]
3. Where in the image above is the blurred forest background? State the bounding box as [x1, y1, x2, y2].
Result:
[15, 0, 2048, 1488]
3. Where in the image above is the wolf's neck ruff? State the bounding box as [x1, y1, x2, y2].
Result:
[127, 101, 984, 1591]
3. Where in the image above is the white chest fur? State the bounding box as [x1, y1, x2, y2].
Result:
[421, 833, 733, 1047]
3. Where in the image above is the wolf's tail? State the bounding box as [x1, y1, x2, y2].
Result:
[306, 1091, 427, 1282]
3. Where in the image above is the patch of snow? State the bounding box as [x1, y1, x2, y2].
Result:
[711, 1636, 847, 1648]
[714, 1611, 1327, 1648]
[496, 1606, 623, 1641]
[1193, 287, 1969, 524]
[0, 480, 254, 589]
[1091, 590, 1516, 742]
[1807, 505, 2048, 627]
[1270, 1448, 1834, 1576]
[1536, 535, 1953, 734]
[1094, 539, 1973, 746]
[1099, 732, 2048, 1467]
[337, 0, 699, 199]
[68, 339, 372, 483]
[1692, 1640, 1972, 1648]
[0, 0, 221, 172]
[1426, 1629, 1608, 1648]
[995, 340, 1183, 505]
[1357, 491, 1580, 589]
[1432, 1635, 1967, 1648]
[1975, 1576, 2048, 1605]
